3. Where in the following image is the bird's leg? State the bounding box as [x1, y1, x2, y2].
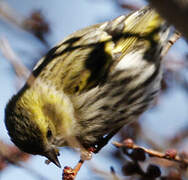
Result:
[63, 128, 121, 179]
[94, 127, 121, 153]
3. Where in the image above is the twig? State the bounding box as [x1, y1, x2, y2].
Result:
[0, 1, 23, 27]
[0, 1, 50, 46]
[0, 37, 36, 87]
[148, 0, 188, 40]
[169, 126, 188, 146]
[116, 0, 140, 11]
[62, 160, 84, 180]
[0, 37, 30, 79]
[113, 139, 188, 168]
[162, 31, 181, 57]
[94, 128, 121, 153]
[62, 146, 95, 180]
[0, 140, 48, 180]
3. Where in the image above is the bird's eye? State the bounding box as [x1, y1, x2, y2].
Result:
[46, 130, 52, 139]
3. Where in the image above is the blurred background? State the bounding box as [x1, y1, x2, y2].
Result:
[0, 0, 188, 179]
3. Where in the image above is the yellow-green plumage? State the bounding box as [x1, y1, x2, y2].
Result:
[5, 6, 171, 167]
[33, 6, 165, 94]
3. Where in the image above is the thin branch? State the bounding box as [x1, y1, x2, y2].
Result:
[148, 0, 188, 40]
[0, 1, 50, 46]
[0, 37, 30, 79]
[0, 37, 36, 87]
[62, 160, 85, 180]
[113, 139, 188, 168]
[0, 1, 23, 27]
[162, 31, 181, 57]
[117, 1, 140, 11]
[0, 140, 48, 180]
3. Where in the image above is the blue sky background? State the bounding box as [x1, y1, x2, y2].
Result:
[0, 0, 188, 179]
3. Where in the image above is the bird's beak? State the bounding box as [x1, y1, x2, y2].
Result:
[45, 148, 61, 168]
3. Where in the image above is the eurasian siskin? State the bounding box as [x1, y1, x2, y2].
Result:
[5, 6, 170, 167]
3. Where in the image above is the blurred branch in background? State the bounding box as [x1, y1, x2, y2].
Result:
[0, 1, 50, 47]
[116, 0, 188, 41]
[116, 0, 140, 10]
[162, 31, 181, 57]
[0, 140, 29, 170]
[113, 138, 188, 179]
[0, 37, 30, 79]
[146, 0, 188, 41]
[0, 140, 48, 180]
[0, 37, 36, 90]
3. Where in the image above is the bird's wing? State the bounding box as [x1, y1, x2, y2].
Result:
[31, 6, 164, 95]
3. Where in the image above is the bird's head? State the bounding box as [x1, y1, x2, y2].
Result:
[4, 85, 63, 168]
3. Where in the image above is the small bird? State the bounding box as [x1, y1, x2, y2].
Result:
[5, 6, 170, 168]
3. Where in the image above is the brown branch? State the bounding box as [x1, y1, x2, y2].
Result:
[0, 140, 48, 179]
[115, 0, 141, 11]
[167, 125, 188, 148]
[0, 1, 50, 46]
[62, 160, 85, 180]
[118, 3, 140, 11]
[147, 0, 188, 40]
[0, 1, 23, 27]
[0, 37, 30, 79]
[61, 146, 96, 180]
[0, 37, 36, 87]
[0, 140, 29, 169]
[113, 139, 188, 168]
[162, 31, 181, 57]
